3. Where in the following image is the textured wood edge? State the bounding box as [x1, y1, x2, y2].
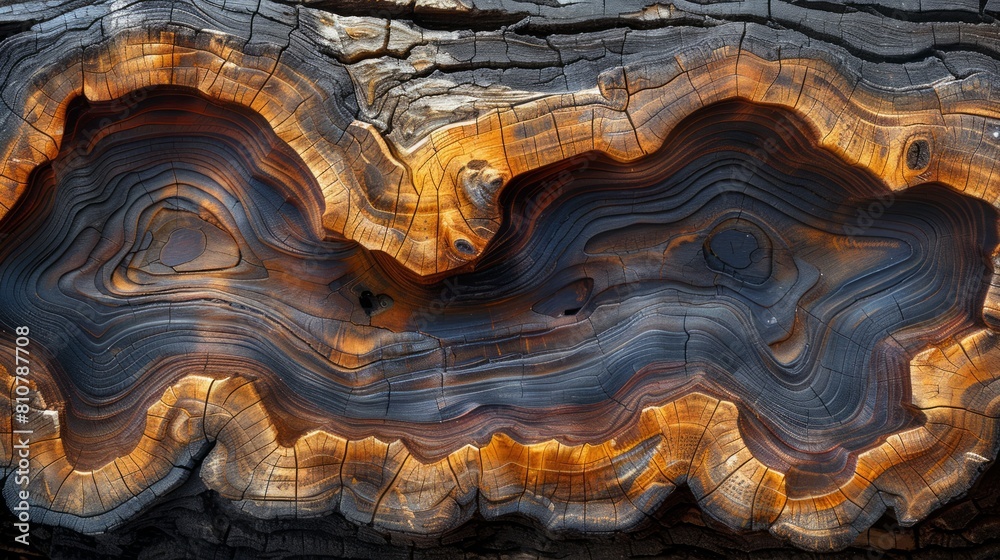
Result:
[3, 327, 998, 551]
[2, 3, 1000, 275]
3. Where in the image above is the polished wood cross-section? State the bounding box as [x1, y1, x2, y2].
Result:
[2, 0, 1000, 556]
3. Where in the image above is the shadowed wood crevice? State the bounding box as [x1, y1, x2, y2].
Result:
[2, 0, 1000, 555]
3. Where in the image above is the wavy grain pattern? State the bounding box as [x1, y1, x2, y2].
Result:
[2, 0, 1000, 553]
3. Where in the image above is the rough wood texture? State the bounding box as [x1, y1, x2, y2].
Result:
[5, 460, 1000, 559]
[2, 0, 1000, 555]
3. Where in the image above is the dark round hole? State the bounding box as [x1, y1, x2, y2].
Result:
[359, 291, 376, 314]
[454, 239, 476, 255]
[906, 139, 930, 171]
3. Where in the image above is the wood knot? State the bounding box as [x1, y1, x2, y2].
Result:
[905, 137, 931, 171]
[453, 238, 476, 255]
[597, 67, 628, 110]
[359, 290, 394, 316]
[458, 160, 504, 208]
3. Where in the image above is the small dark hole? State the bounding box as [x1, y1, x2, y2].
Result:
[454, 239, 476, 255]
[563, 308, 580, 316]
[359, 291, 376, 314]
[906, 139, 930, 170]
